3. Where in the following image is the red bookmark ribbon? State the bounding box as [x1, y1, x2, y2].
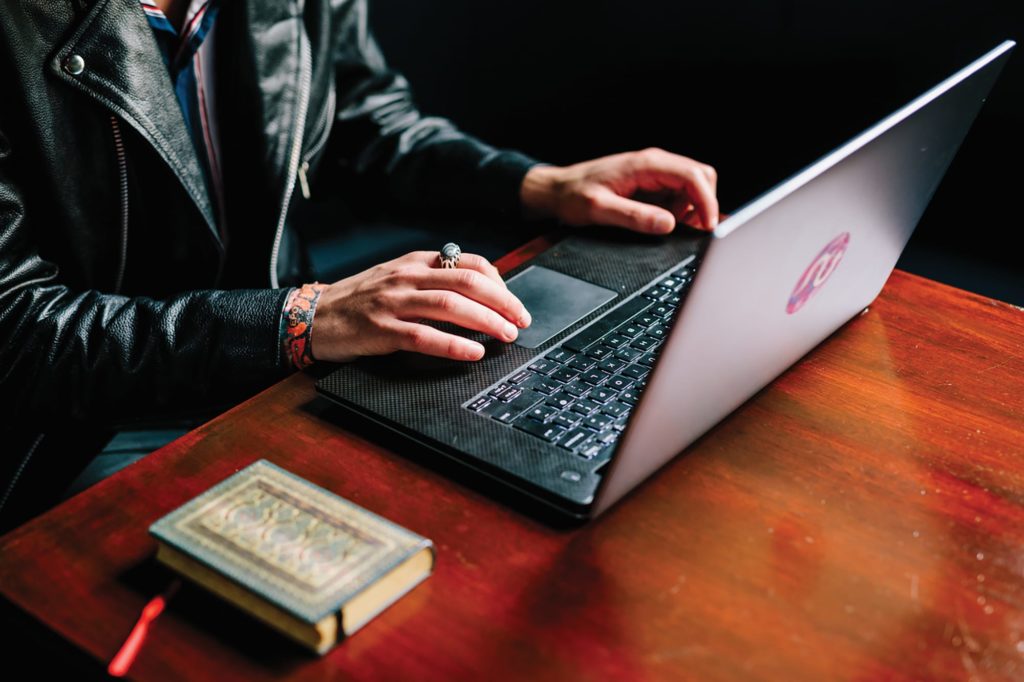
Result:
[108, 580, 181, 678]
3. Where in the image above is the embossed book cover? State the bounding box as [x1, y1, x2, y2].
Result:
[149, 459, 434, 653]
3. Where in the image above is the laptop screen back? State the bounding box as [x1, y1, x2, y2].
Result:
[592, 41, 1016, 517]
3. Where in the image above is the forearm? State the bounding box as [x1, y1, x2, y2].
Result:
[383, 130, 541, 218]
[330, 74, 541, 217]
[327, 0, 543, 219]
[0, 284, 293, 427]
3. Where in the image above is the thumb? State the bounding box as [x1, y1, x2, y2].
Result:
[588, 189, 676, 234]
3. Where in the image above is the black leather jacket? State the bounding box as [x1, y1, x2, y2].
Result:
[0, 0, 538, 426]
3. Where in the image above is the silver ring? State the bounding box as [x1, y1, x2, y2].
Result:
[439, 242, 462, 269]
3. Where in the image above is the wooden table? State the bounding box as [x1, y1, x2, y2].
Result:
[3, 237, 1024, 681]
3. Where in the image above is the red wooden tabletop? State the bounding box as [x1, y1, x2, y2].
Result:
[2, 236, 1024, 681]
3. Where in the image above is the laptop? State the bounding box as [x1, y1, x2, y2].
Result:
[317, 41, 1016, 521]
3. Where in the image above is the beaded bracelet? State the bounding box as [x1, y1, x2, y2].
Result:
[280, 283, 324, 370]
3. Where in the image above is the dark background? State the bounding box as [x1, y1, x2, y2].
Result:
[368, 0, 1023, 304]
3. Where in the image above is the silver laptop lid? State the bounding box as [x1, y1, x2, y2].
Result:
[593, 40, 1016, 517]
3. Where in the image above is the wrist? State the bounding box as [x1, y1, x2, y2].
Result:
[519, 164, 564, 220]
[280, 283, 325, 370]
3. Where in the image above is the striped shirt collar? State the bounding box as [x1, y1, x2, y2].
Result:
[139, 0, 219, 72]
[138, 0, 226, 233]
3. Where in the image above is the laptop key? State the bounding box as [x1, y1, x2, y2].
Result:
[631, 313, 658, 329]
[467, 396, 492, 412]
[481, 401, 521, 423]
[487, 387, 544, 419]
[638, 352, 658, 367]
[558, 428, 593, 451]
[571, 398, 601, 416]
[509, 390, 542, 411]
[550, 367, 579, 384]
[651, 304, 673, 318]
[513, 416, 566, 442]
[601, 401, 630, 417]
[546, 391, 575, 410]
[602, 334, 629, 349]
[646, 286, 672, 301]
[588, 387, 615, 404]
[630, 336, 657, 352]
[487, 383, 510, 398]
[580, 369, 610, 386]
[553, 413, 580, 430]
[527, 404, 558, 422]
[582, 413, 613, 431]
[547, 347, 574, 363]
[614, 347, 641, 362]
[598, 357, 626, 374]
[606, 375, 632, 392]
[655, 284, 679, 299]
[521, 374, 560, 395]
[528, 358, 559, 374]
[508, 369, 532, 385]
[567, 356, 596, 372]
[616, 323, 644, 339]
[586, 345, 613, 360]
[620, 388, 640, 405]
[647, 324, 667, 339]
[621, 364, 649, 380]
[561, 296, 652, 352]
[562, 380, 590, 397]
[492, 385, 523, 402]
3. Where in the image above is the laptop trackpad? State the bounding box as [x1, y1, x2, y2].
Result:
[506, 266, 617, 349]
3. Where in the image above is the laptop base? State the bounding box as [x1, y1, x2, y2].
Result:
[316, 227, 708, 517]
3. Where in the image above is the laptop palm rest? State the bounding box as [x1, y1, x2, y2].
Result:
[506, 266, 617, 349]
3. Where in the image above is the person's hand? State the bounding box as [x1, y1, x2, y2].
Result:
[310, 251, 531, 363]
[519, 148, 719, 234]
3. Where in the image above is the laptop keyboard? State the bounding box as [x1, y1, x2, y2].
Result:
[464, 261, 696, 464]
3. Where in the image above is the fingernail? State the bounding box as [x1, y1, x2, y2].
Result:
[465, 343, 485, 360]
[519, 310, 532, 328]
[504, 322, 518, 340]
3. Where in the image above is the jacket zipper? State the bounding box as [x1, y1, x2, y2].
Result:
[297, 85, 335, 200]
[110, 116, 129, 294]
[269, 25, 313, 289]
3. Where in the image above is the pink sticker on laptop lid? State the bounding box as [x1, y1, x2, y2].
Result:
[787, 232, 850, 315]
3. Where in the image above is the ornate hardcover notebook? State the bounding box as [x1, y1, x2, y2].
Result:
[149, 459, 434, 653]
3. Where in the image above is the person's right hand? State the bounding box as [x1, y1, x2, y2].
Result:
[310, 251, 531, 363]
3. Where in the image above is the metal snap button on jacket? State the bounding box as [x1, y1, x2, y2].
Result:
[64, 55, 85, 75]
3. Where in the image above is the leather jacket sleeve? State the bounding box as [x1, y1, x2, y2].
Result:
[0, 127, 293, 427]
[326, 0, 540, 218]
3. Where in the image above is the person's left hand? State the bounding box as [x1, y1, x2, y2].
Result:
[519, 148, 719, 234]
